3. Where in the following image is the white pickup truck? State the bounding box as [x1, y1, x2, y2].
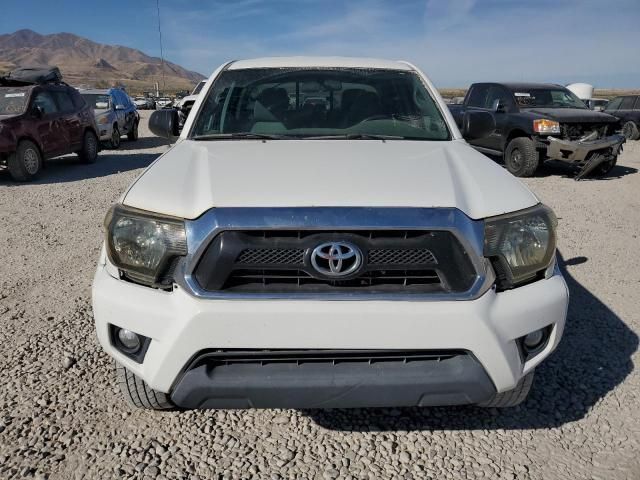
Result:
[92, 57, 568, 410]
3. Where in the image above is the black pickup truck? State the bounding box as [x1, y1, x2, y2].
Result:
[448, 83, 625, 179]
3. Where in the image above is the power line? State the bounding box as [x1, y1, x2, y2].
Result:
[156, 0, 166, 93]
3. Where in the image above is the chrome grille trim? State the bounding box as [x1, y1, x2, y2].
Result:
[177, 207, 494, 301]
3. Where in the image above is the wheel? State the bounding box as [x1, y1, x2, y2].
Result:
[622, 121, 639, 141]
[77, 130, 98, 163]
[592, 155, 618, 177]
[127, 121, 139, 141]
[116, 363, 173, 410]
[479, 371, 534, 408]
[109, 125, 121, 149]
[504, 137, 540, 177]
[8, 140, 42, 182]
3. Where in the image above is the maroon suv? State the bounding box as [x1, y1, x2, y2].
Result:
[0, 82, 99, 181]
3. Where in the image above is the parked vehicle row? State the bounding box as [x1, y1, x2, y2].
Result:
[605, 94, 640, 141]
[448, 82, 625, 179]
[79, 88, 140, 149]
[134, 96, 156, 110]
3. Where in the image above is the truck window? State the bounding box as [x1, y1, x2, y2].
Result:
[466, 85, 489, 108]
[485, 86, 512, 110]
[619, 96, 635, 110]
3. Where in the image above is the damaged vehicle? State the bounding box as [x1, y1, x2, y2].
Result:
[449, 82, 625, 179]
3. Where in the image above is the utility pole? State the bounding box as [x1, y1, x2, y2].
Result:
[156, 0, 166, 93]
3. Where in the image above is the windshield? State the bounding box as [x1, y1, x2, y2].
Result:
[512, 88, 587, 109]
[190, 68, 450, 140]
[0, 88, 30, 115]
[82, 93, 111, 110]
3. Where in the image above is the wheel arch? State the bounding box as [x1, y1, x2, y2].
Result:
[503, 128, 531, 152]
[15, 135, 45, 164]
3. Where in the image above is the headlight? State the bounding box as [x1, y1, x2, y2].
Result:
[484, 204, 557, 289]
[533, 119, 560, 134]
[104, 205, 187, 287]
[97, 115, 110, 125]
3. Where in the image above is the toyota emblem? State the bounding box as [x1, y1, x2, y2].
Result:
[310, 241, 363, 277]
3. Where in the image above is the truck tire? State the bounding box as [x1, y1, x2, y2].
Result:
[8, 140, 42, 182]
[116, 363, 173, 410]
[127, 121, 139, 141]
[479, 371, 534, 408]
[622, 121, 639, 141]
[78, 130, 99, 163]
[505, 137, 540, 177]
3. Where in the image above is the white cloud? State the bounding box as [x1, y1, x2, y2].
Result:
[157, 0, 640, 88]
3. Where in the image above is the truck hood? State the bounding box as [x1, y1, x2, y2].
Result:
[523, 108, 619, 123]
[123, 139, 539, 220]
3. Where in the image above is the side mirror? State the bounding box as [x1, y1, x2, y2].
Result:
[492, 98, 507, 113]
[31, 105, 44, 118]
[462, 111, 495, 140]
[149, 108, 180, 139]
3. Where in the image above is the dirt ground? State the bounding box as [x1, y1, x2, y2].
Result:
[0, 111, 638, 480]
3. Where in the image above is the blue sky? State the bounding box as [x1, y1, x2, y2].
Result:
[1, 0, 639, 87]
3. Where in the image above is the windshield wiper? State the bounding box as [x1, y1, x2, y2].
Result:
[191, 132, 290, 140]
[304, 133, 405, 140]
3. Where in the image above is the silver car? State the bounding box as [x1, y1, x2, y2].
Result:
[79, 88, 140, 148]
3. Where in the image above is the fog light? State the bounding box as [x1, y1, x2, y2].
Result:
[523, 329, 545, 349]
[117, 328, 141, 351]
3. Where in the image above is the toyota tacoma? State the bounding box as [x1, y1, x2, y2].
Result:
[92, 57, 569, 410]
[448, 82, 625, 179]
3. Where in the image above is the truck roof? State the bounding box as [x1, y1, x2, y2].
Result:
[486, 82, 564, 91]
[228, 56, 413, 71]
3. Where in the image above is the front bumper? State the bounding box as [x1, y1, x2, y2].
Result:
[92, 251, 569, 408]
[171, 350, 496, 409]
[544, 133, 625, 179]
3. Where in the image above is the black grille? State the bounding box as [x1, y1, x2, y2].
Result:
[224, 268, 441, 291]
[190, 349, 462, 368]
[194, 230, 477, 294]
[561, 123, 612, 141]
[236, 248, 304, 265]
[369, 248, 436, 265]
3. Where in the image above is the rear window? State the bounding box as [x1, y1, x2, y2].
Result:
[0, 87, 30, 115]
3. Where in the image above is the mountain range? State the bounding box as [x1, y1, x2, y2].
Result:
[0, 29, 205, 93]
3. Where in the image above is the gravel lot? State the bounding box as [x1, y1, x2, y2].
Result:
[1, 110, 638, 480]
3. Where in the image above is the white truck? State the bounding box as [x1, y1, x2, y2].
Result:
[92, 57, 568, 410]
